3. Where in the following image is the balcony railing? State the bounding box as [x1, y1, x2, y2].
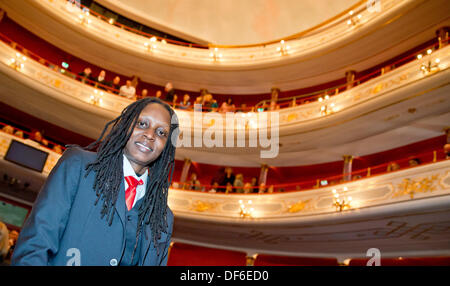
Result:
[1, 32, 448, 130]
[0, 126, 446, 195]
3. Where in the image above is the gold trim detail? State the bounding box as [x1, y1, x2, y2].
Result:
[287, 199, 312, 213]
[191, 200, 218, 212]
[392, 175, 440, 199]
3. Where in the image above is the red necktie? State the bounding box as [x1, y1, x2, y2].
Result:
[125, 176, 143, 211]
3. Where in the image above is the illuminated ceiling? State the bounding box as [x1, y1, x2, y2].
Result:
[95, 0, 359, 45]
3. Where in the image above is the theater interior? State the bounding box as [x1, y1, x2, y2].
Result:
[0, 0, 449, 266]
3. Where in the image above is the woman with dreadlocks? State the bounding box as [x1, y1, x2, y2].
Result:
[12, 98, 179, 266]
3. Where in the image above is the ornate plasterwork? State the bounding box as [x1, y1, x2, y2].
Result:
[34, 0, 402, 65]
[0, 40, 448, 132]
[168, 160, 450, 220]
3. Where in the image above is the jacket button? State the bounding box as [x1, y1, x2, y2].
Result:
[110, 258, 118, 266]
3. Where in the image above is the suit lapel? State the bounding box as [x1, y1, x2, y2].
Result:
[114, 179, 126, 227]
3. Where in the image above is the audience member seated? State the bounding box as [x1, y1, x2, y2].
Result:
[243, 182, 253, 194]
[1, 125, 14, 135]
[234, 173, 244, 193]
[95, 70, 108, 89]
[219, 98, 236, 113]
[140, 89, 149, 99]
[225, 183, 233, 194]
[194, 96, 203, 111]
[220, 167, 235, 187]
[210, 167, 225, 191]
[78, 67, 94, 84]
[185, 173, 201, 191]
[250, 177, 258, 193]
[164, 82, 177, 104]
[209, 182, 219, 193]
[52, 144, 63, 154]
[179, 94, 191, 110]
[29, 130, 48, 147]
[387, 162, 400, 172]
[444, 143, 450, 159]
[13, 130, 23, 138]
[155, 90, 162, 99]
[408, 158, 421, 167]
[119, 80, 136, 99]
[110, 76, 121, 94]
[6, 229, 18, 263]
[203, 94, 218, 112]
[0, 221, 10, 266]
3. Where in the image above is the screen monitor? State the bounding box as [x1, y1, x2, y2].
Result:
[4, 140, 49, 172]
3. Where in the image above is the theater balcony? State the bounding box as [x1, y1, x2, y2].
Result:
[0, 0, 449, 265]
[0, 128, 449, 262]
[0, 34, 448, 166]
[1, 0, 449, 94]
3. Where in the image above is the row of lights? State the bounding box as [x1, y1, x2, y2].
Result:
[9, 48, 104, 108]
[237, 186, 353, 219]
[144, 37, 167, 52]
[70, 5, 369, 62]
[210, 39, 292, 62]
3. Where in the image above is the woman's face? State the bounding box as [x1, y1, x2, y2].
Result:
[124, 103, 171, 175]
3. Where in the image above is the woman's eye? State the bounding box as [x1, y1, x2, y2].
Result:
[157, 129, 167, 137]
[138, 121, 148, 128]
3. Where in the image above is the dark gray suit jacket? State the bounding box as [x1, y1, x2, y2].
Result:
[11, 147, 173, 266]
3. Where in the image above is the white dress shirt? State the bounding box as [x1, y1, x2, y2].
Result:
[123, 155, 148, 209]
[119, 85, 136, 99]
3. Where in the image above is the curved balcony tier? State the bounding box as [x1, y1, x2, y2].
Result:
[1, 130, 448, 259]
[0, 39, 449, 166]
[1, 0, 449, 94]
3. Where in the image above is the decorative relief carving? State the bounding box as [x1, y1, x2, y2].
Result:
[191, 200, 218, 212]
[237, 219, 450, 245]
[392, 175, 440, 199]
[43, 0, 402, 64]
[287, 199, 312, 213]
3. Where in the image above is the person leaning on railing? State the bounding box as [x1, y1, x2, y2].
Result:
[219, 98, 236, 113]
[178, 94, 192, 110]
[94, 70, 108, 90]
[445, 143, 450, 159]
[233, 174, 244, 193]
[1, 125, 14, 135]
[119, 80, 136, 100]
[77, 67, 95, 85]
[110, 76, 121, 94]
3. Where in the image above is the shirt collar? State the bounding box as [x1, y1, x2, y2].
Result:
[123, 154, 148, 183]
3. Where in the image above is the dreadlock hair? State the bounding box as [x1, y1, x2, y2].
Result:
[79, 97, 179, 260]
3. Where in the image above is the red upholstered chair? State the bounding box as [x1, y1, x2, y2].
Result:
[254, 254, 339, 266]
[348, 257, 450, 266]
[167, 242, 247, 266]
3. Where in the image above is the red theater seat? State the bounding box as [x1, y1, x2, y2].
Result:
[348, 257, 450, 266]
[167, 242, 247, 266]
[254, 254, 339, 266]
